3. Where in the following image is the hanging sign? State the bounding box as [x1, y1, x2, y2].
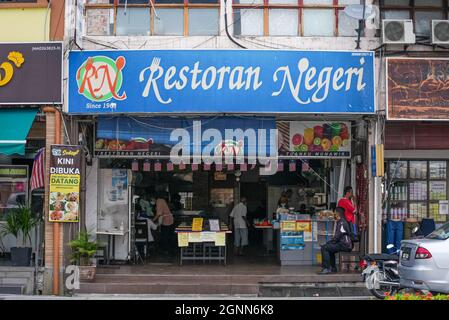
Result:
[49, 145, 82, 223]
[68, 50, 375, 114]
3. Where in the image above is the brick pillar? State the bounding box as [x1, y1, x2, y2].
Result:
[42, 111, 65, 295]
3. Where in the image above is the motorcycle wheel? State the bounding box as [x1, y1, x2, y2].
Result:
[368, 271, 398, 299]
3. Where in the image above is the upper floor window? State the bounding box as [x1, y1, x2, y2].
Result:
[380, 0, 449, 37]
[85, 0, 219, 36]
[232, 0, 362, 37]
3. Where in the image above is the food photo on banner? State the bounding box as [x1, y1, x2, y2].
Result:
[68, 50, 375, 114]
[94, 116, 277, 158]
[49, 145, 82, 223]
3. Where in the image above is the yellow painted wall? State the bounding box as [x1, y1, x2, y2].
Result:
[0, 8, 51, 42]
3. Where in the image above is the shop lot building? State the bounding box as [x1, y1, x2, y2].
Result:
[11, 0, 449, 297]
[0, 0, 64, 295]
[55, 0, 383, 296]
[381, 1, 449, 255]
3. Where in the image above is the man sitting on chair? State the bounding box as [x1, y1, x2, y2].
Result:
[318, 206, 353, 274]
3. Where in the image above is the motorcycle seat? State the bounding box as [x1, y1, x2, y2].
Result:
[364, 253, 399, 261]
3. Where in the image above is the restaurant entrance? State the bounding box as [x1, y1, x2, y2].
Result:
[91, 116, 369, 269]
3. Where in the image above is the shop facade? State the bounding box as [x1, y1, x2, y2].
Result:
[383, 57, 449, 253]
[66, 48, 377, 272]
[0, 42, 62, 260]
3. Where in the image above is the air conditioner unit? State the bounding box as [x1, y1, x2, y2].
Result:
[382, 19, 415, 44]
[432, 20, 449, 44]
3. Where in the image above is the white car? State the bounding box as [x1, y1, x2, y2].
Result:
[399, 222, 449, 294]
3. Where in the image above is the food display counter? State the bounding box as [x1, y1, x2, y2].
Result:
[276, 211, 337, 266]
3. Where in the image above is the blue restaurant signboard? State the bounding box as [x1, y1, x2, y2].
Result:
[68, 50, 375, 114]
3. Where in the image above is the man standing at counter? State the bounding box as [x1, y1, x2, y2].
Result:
[229, 197, 249, 256]
[338, 186, 357, 236]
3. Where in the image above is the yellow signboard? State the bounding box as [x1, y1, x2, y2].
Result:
[296, 221, 311, 232]
[188, 232, 202, 243]
[281, 221, 296, 231]
[177, 233, 189, 247]
[192, 218, 204, 232]
[50, 174, 80, 193]
[49, 145, 82, 223]
[215, 232, 226, 246]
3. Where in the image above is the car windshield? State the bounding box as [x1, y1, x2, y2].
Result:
[426, 223, 449, 240]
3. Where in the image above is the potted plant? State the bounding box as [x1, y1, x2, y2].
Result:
[68, 231, 98, 281]
[0, 205, 39, 266]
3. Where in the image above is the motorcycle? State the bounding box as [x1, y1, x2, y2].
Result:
[361, 226, 420, 299]
[361, 245, 401, 299]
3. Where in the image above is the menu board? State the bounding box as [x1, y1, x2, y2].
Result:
[281, 221, 297, 231]
[192, 218, 203, 232]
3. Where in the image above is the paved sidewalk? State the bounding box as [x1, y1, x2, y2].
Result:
[0, 293, 374, 300]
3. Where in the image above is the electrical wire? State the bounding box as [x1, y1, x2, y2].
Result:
[223, 0, 246, 49]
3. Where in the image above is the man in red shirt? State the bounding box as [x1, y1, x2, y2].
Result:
[338, 186, 357, 235]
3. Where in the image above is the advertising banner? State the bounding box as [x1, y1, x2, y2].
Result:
[387, 58, 449, 120]
[277, 121, 351, 158]
[280, 232, 305, 250]
[49, 145, 82, 223]
[0, 42, 62, 105]
[95, 116, 277, 159]
[68, 50, 375, 114]
[0, 165, 28, 178]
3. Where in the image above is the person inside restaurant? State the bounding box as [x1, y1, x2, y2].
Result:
[152, 192, 175, 256]
[229, 197, 249, 256]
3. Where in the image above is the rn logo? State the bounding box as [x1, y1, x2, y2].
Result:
[52, 148, 62, 156]
[76, 56, 127, 102]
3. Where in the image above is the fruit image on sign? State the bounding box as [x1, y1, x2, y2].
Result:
[279, 121, 351, 158]
[292, 134, 303, 146]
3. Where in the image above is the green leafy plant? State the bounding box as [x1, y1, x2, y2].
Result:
[68, 231, 98, 266]
[0, 205, 39, 247]
[385, 292, 449, 300]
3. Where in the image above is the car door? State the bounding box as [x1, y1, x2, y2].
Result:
[432, 239, 449, 269]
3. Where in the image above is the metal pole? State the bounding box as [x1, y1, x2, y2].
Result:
[373, 120, 379, 253]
